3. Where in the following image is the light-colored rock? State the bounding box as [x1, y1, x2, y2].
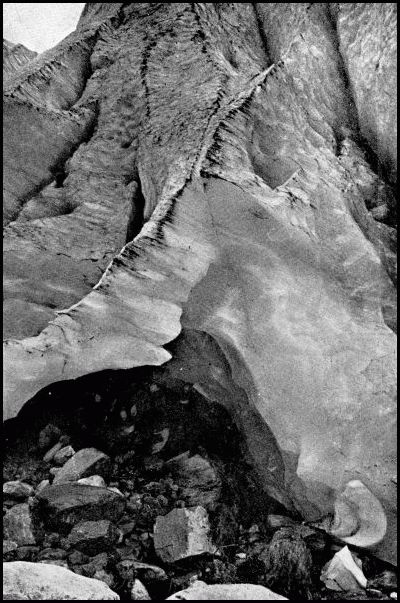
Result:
[53, 448, 111, 484]
[3, 503, 36, 546]
[131, 579, 151, 600]
[152, 427, 170, 454]
[78, 475, 107, 488]
[36, 479, 50, 494]
[154, 506, 216, 563]
[321, 546, 367, 592]
[67, 520, 119, 555]
[3, 561, 120, 599]
[3, 480, 34, 501]
[167, 581, 287, 600]
[53, 445, 76, 466]
[44, 441, 63, 463]
[108, 487, 124, 497]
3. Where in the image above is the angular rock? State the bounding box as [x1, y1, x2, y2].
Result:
[131, 579, 151, 600]
[34, 483, 126, 532]
[53, 445, 76, 466]
[36, 480, 50, 494]
[3, 561, 120, 599]
[3, 480, 34, 501]
[3, 503, 36, 546]
[167, 581, 287, 600]
[166, 453, 222, 509]
[53, 448, 111, 484]
[321, 546, 367, 592]
[78, 475, 107, 488]
[44, 441, 63, 463]
[154, 506, 216, 563]
[68, 550, 90, 565]
[108, 487, 124, 497]
[68, 520, 119, 555]
[80, 552, 109, 577]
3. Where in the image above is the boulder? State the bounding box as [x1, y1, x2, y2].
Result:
[36, 480, 50, 494]
[166, 453, 221, 509]
[3, 481, 34, 501]
[167, 581, 287, 600]
[34, 483, 126, 532]
[44, 441, 63, 463]
[79, 552, 109, 577]
[67, 520, 119, 555]
[321, 546, 367, 592]
[154, 506, 216, 563]
[78, 475, 107, 488]
[53, 445, 76, 466]
[53, 448, 111, 484]
[3, 561, 120, 599]
[3, 503, 36, 546]
[131, 579, 151, 600]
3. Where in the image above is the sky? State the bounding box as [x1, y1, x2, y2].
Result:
[3, 3, 85, 53]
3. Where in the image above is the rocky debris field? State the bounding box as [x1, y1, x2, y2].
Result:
[3, 369, 397, 600]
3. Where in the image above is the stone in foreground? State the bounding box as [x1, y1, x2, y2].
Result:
[67, 519, 119, 555]
[3, 561, 120, 599]
[3, 480, 34, 501]
[3, 503, 36, 546]
[53, 448, 111, 484]
[167, 581, 287, 600]
[154, 506, 216, 563]
[131, 579, 151, 600]
[34, 483, 126, 532]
